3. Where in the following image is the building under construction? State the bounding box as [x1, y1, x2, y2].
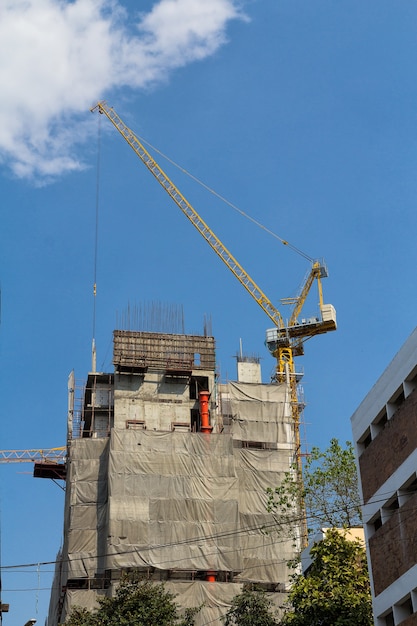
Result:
[46, 327, 301, 625]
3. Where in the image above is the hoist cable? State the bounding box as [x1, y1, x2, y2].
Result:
[136, 133, 314, 263]
[92, 112, 101, 368]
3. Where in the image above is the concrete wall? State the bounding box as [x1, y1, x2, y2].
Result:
[113, 370, 215, 432]
[351, 327, 417, 625]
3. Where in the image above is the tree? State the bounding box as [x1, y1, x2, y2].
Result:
[66, 574, 200, 626]
[267, 439, 362, 536]
[279, 529, 373, 626]
[224, 586, 279, 626]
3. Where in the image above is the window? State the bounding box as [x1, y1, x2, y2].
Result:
[399, 474, 417, 507]
[190, 408, 200, 432]
[384, 611, 394, 626]
[372, 408, 388, 436]
[395, 595, 413, 621]
[189, 376, 209, 400]
[387, 385, 405, 418]
[357, 427, 372, 455]
[367, 511, 382, 536]
[171, 422, 190, 432]
[126, 420, 146, 430]
[363, 432, 372, 447]
[240, 441, 278, 450]
[382, 495, 399, 523]
[404, 367, 417, 397]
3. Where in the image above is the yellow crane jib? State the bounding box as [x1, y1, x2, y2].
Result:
[92, 101, 337, 548]
[91, 101, 285, 330]
[91, 101, 336, 378]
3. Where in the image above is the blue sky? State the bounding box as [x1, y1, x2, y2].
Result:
[1, 0, 417, 623]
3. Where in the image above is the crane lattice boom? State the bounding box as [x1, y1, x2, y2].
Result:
[0, 447, 66, 463]
[92, 101, 337, 546]
[91, 101, 337, 379]
[91, 101, 285, 331]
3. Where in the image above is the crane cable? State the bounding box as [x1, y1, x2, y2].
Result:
[133, 133, 314, 264]
[91, 112, 101, 373]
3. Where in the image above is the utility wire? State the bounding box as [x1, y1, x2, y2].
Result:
[0, 494, 406, 573]
[3, 502, 417, 624]
[1, 479, 412, 573]
[3, 481, 417, 573]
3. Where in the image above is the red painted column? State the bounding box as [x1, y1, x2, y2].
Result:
[199, 390, 212, 434]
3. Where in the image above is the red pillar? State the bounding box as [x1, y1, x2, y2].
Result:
[199, 390, 212, 434]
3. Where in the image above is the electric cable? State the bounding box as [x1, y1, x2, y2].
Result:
[0, 490, 410, 574]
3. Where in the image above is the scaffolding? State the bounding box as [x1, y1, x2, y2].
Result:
[47, 331, 301, 626]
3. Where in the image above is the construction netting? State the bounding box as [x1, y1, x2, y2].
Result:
[66, 439, 109, 575]
[59, 581, 283, 626]
[228, 380, 293, 443]
[48, 381, 299, 625]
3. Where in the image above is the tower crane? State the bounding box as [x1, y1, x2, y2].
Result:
[0, 447, 66, 479]
[92, 101, 336, 373]
[91, 101, 336, 471]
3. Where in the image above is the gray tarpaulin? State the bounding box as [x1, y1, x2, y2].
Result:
[49, 381, 298, 626]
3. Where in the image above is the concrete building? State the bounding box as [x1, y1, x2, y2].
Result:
[351, 327, 417, 626]
[47, 329, 301, 625]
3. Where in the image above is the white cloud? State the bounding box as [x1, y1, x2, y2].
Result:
[0, 0, 245, 181]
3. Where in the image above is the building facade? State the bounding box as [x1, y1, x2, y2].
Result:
[351, 326, 417, 626]
[47, 330, 301, 625]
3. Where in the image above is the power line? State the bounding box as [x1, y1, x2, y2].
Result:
[1, 484, 413, 574]
[3, 480, 417, 575]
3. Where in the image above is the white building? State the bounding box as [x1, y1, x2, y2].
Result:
[351, 327, 417, 626]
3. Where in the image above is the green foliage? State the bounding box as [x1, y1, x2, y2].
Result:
[267, 439, 362, 536]
[224, 585, 279, 626]
[64, 606, 97, 626]
[66, 574, 200, 626]
[279, 529, 373, 626]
